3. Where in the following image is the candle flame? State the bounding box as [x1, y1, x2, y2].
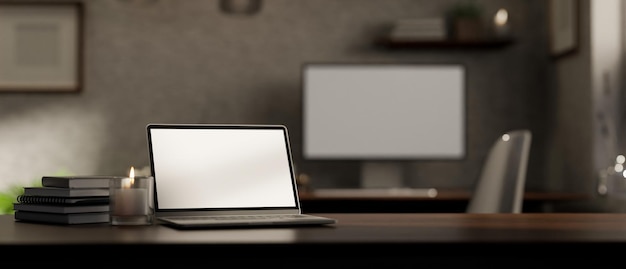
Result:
[129, 166, 135, 185]
[122, 166, 135, 189]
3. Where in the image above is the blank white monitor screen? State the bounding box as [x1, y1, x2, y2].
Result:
[303, 64, 465, 160]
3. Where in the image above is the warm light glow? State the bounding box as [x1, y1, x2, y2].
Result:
[502, 134, 510, 141]
[122, 166, 135, 189]
[617, 155, 626, 164]
[427, 188, 438, 198]
[622, 170, 626, 178]
[615, 164, 624, 173]
[494, 8, 508, 26]
[121, 177, 132, 189]
[129, 166, 135, 185]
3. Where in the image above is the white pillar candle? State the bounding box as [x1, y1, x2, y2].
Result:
[113, 187, 148, 216]
[110, 167, 153, 225]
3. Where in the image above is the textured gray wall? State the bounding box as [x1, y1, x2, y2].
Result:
[0, 0, 557, 196]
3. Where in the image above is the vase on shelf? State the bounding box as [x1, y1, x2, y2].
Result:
[453, 18, 483, 41]
[446, 0, 484, 42]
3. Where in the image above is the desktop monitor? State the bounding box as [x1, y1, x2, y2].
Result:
[302, 63, 466, 188]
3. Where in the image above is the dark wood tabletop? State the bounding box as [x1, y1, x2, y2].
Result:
[0, 213, 622, 265]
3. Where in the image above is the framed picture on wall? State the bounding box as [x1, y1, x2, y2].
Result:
[0, 2, 83, 92]
[548, 0, 579, 58]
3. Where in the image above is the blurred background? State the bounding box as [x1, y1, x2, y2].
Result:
[0, 0, 624, 212]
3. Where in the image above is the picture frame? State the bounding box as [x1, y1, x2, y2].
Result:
[548, 0, 579, 58]
[0, 2, 83, 92]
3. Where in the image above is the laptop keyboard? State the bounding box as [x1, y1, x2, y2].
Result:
[164, 214, 307, 221]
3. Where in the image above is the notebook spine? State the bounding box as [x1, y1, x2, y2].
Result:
[17, 195, 70, 204]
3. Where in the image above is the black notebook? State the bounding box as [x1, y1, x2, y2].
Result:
[14, 211, 109, 225]
[22, 187, 109, 197]
[13, 203, 109, 214]
[41, 176, 121, 189]
[16, 195, 109, 205]
[147, 123, 337, 229]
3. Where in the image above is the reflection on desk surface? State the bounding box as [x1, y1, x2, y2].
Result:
[299, 188, 590, 201]
[312, 188, 439, 198]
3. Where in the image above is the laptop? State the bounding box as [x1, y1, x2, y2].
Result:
[146, 123, 337, 229]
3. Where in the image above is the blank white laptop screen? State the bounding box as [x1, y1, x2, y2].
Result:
[148, 125, 297, 210]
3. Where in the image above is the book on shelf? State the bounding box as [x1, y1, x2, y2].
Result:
[13, 203, 109, 214]
[23, 186, 109, 197]
[16, 195, 109, 205]
[41, 175, 121, 189]
[14, 211, 110, 225]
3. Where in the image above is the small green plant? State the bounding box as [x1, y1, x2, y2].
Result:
[0, 181, 39, 215]
[0, 169, 71, 214]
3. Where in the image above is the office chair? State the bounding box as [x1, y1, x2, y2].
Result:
[466, 129, 532, 213]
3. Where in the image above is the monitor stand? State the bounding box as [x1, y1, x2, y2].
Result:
[336, 161, 437, 197]
[312, 162, 437, 198]
[360, 161, 409, 188]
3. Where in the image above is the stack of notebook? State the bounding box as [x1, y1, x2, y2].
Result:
[13, 176, 119, 224]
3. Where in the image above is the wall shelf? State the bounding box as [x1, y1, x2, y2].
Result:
[375, 38, 515, 50]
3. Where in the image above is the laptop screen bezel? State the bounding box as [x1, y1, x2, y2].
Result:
[146, 123, 302, 217]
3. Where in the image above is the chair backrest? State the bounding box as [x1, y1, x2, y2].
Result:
[466, 129, 532, 213]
